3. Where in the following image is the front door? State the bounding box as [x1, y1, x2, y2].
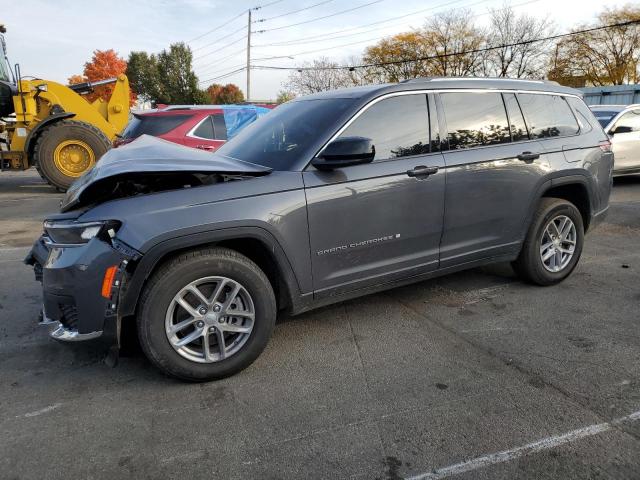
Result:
[303, 93, 446, 298]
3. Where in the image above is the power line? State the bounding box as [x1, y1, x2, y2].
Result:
[199, 65, 246, 85]
[194, 34, 247, 61]
[252, 0, 538, 61]
[192, 25, 247, 53]
[253, 0, 335, 23]
[197, 49, 248, 73]
[252, 0, 473, 46]
[252, 19, 640, 71]
[254, 0, 387, 33]
[187, 0, 285, 45]
[186, 11, 246, 44]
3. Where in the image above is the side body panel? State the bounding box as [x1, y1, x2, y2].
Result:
[303, 152, 445, 297]
[78, 171, 314, 296]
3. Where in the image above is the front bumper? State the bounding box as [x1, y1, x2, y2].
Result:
[26, 234, 135, 344]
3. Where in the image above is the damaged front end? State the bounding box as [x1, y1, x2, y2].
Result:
[25, 217, 140, 351]
[25, 135, 272, 360]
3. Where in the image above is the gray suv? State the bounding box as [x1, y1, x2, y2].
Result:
[27, 78, 613, 381]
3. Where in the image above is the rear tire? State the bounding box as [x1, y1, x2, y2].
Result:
[137, 248, 276, 382]
[32, 120, 111, 191]
[512, 197, 584, 286]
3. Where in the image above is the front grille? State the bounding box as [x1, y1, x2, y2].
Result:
[59, 304, 79, 330]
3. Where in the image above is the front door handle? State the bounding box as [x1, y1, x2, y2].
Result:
[517, 151, 540, 162]
[407, 165, 439, 178]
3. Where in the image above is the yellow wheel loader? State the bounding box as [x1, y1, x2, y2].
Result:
[0, 26, 130, 191]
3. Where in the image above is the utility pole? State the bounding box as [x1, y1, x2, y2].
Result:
[246, 9, 251, 102]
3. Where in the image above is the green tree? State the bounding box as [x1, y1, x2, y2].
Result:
[126, 51, 161, 103]
[156, 42, 203, 104]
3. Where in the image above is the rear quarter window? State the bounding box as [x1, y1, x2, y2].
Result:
[517, 94, 579, 138]
[122, 114, 191, 139]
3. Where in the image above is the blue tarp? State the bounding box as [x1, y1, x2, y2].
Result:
[222, 106, 271, 139]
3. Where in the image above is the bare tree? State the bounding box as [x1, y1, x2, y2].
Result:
[283, 57, 360, 95]
[486, 6, 555, 78]
[421, 10, 486, 77]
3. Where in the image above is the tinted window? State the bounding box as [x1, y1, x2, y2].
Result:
[566, 97, 594, 133]
[192, 116, 214, 139]
[216, 98, 355, 170]
[213, 114, 227, 140]
[613, 109, 640, 131]
[121, 114, 190, 139]
[441, 92, 511, 149]
[503, 93, 529, 141]
[338, 94, 429, 161]
[517, 94, 579, 138]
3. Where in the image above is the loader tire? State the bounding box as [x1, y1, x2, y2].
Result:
[33, 120, 111, 191]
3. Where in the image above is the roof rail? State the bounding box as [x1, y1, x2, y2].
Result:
[399, 76, 558, 85]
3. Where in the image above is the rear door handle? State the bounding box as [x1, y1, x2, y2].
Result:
[196, 145, 216, 151]
[517, 151, 540, 162]
[407, 165, 439, 178]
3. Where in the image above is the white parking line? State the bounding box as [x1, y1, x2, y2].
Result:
[405, 409, 640, 480]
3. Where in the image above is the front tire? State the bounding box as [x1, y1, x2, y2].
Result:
[32, 120, 111, 191]
[512, 198, 584, 286]
[137, 248, 276, 382]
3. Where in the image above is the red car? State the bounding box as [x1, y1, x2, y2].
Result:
[115, 105, 272, 151]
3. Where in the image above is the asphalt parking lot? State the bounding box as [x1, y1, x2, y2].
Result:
[1, 169, 639, 480]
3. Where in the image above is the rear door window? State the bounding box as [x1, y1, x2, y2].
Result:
[440, 92, 511, 149]
[122, 114, 190, 139]
[517, 94, 579, 138]
[566, 96, 594, 133]
[213, 114, 228, 140]
[192, 116, 215, 139]
[338, 94, 430, 161]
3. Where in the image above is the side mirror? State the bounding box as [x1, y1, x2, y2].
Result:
[610, 125, 632, 135]
[311, 136, 375, 171]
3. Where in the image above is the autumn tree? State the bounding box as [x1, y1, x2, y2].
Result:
[485, 6, 554, 78]
[68, 49, 135, 105]
[549, 5, 640, 85]
[362, 32, 434, 82]
[276, 90, 296, 104]
[206, 83, 245, 104]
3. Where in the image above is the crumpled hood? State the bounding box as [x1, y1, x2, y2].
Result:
[61, 135, 271, 212]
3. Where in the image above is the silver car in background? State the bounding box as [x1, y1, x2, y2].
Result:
[590, 104, 640, 176]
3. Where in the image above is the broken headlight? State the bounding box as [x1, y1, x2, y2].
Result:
[43, 220, 120, 245]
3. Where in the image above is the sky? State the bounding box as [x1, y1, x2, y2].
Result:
[3, 0, 633, 101]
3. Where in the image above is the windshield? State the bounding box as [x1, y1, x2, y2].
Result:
[216, 98, 355, 170]
[592, 110, 619, 128]
[0, 35, 11, 82]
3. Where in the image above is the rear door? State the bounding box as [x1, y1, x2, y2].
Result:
[303, 93, 446, 297]
[437, 91, 549, 267]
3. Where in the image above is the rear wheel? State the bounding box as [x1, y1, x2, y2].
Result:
[32, 120, 111, 191]
[137, 248, 276, 381]
[512, 197, 584, 286]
